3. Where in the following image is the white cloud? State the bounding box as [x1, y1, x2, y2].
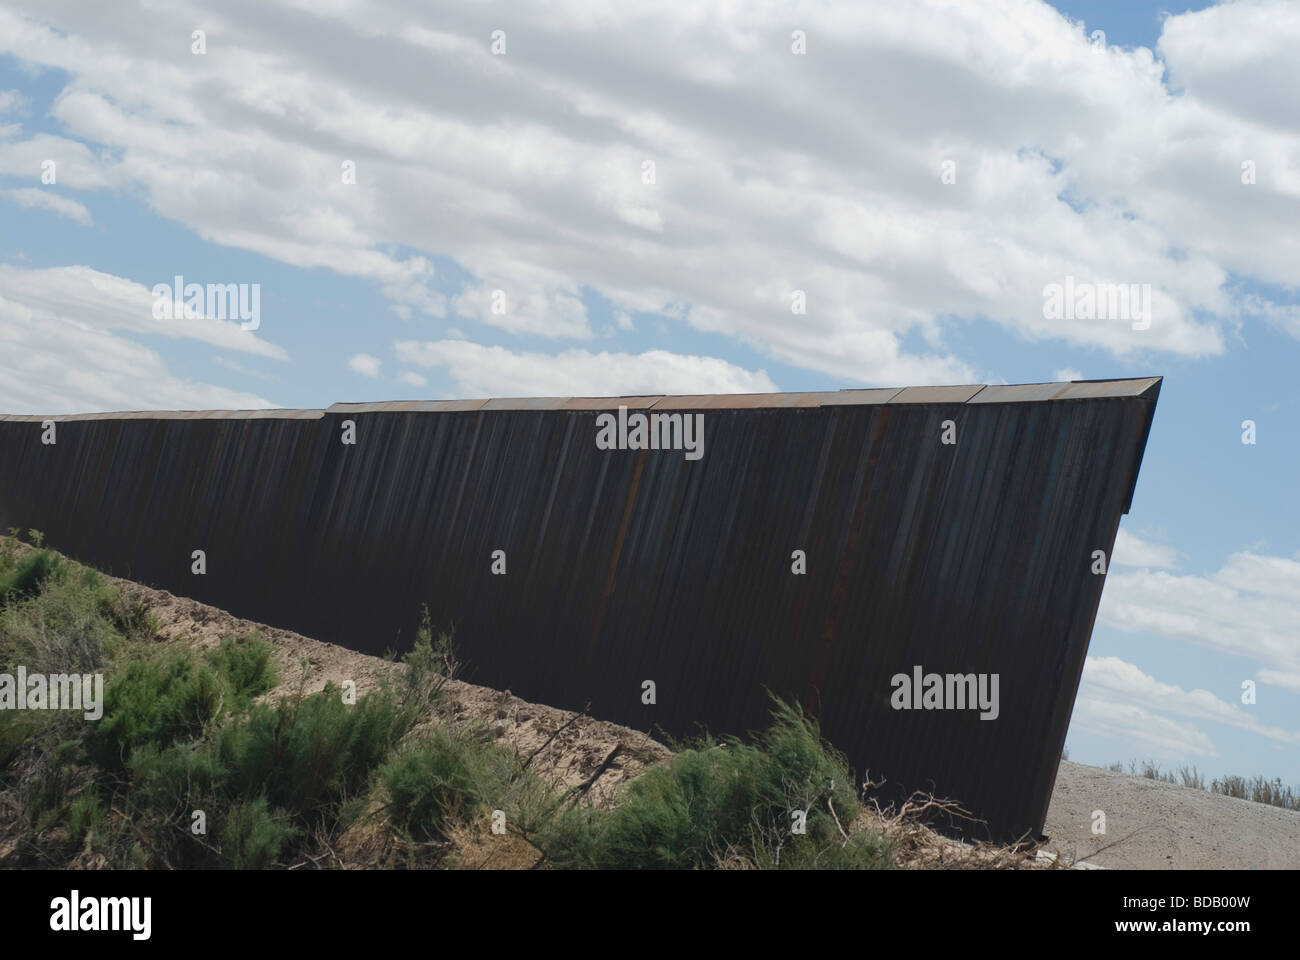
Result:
[1, 0, 1295, 386]
[394, 339, 778, 398]
[395, 370, 426, 388]
[3, 187, 92, 225]
[213, 355, 273, 381]
[0, 265, 288, 360]
[1080, 656, 1300, 747]
[1111, 528, 1178, 569]
[0, 304, 273, 414]
[0, 90, 28, 115]
[1099, 550, 1300, 691]
[347, 352, 381, 377]
[0, 264, 282, 414]
[1071, 697, 1217, 758]
[1053, 367, 1083, 382]
[1256, 670, 1300, 695]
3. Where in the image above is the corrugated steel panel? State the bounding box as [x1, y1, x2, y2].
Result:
[481, 397, 570, 411]
[820, 388, 904, 405]
[650, 392, 826, 409]
[328, 400, 487, 413]
[561, 396, 663, 410]
[968, 382, 1073, 403]
[25, 407, 352, 418]
[888, 384, 986, 404]
[0, 378, 1161, 839]
[1056, 377, 1162, 400]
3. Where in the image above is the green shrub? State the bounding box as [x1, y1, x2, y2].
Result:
[216, 682, 410, 827]
[0, 562, 140, 674]
[0, 550, 60, 610]
[220, 796, 298, 869]
[380, 725, 528, 841]
[207, 633, 278, 707]
[67, 787, 105, 844]
[538, 698, 890, 870]
[87, 635, 276, 770]
[86, 653, 224, 769]
[127, 740, 224, 814]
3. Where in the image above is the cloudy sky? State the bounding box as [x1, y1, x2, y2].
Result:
[0, 0, 1296, 786]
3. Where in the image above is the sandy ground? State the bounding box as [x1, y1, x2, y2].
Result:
[108, 575, 1300, 869]
[1042, 760, 1300, 869]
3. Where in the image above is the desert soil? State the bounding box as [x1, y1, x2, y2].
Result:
[1042, 760, 1300, 869]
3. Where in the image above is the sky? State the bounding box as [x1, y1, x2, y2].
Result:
[0, 0, 1296, 787]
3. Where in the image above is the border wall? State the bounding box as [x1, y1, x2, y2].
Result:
[0, 378, 1161, 839]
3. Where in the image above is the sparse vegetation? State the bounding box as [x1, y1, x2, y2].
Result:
[1107, 758, 1300, 811]
[0, 541, 899, 868]
[534, 698, 893, 870]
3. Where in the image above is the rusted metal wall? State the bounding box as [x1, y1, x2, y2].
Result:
[0, 378, 1160, 839]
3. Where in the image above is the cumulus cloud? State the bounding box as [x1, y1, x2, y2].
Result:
[3, 187, 92, 225]
[1, 0, 1296, 386]
[1080, 655, 1300, 747]
[1099, 549, 1300, 691]
[0, 303, 274, 414]
[347, 352, 382, 377]
[0, 264, 282, 414]
[0, 265, 288, 359]
[394, 339, 778, 397]
[0, 90, 26, 115]
[1071, 697, 1218, 758]
[1111, 528, 1178, 569]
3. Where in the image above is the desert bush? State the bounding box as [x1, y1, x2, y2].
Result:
[0, 561, 152, 675]
[538, 698, 892, 870]
[219, 796, 298, 869]
[381, 723, 546, 845]
[217, 681, 409, 829]
[67, 787, 105, 845]
[0, 550, 60, 610]
[87, 636, 276, 771]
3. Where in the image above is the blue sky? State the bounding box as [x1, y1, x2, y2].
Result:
[0, 0, 1296, 787]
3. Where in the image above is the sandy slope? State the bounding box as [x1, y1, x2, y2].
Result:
[1042, 761, 1300, 869]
